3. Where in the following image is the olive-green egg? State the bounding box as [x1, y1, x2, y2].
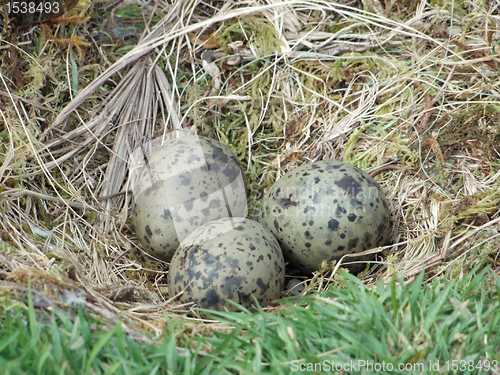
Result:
[258, 161, 391, 274]
[168, 217, 285, 311]
[132, 136, 247, 261]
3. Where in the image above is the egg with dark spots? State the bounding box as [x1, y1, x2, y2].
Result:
[168, 217, 285, 311]
[133, 136, 247, 261]
[258, 161, 391, 274]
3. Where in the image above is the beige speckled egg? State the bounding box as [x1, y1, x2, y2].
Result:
[168, 217, 285, 311]
[258, 160, 391, 274]
[132, 136, 247, 261]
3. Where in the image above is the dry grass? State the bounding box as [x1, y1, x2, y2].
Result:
[1, 0, 500, 338]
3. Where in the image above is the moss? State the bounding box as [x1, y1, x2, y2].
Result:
[442, 231, 499, 280]
[429, 0, 471, 16]
[438, 186, 500, 239]
[439, 104, 500, 161]
[218, 16, 283, 57]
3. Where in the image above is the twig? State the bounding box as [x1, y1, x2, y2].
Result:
[439, 31, 499, 70]
[369, 164, 430, 180]
[2, 188, 102, 211]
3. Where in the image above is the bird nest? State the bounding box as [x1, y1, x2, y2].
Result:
[1, 0, 500, 338]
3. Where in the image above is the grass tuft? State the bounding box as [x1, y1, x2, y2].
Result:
[1, 268, 499, 373]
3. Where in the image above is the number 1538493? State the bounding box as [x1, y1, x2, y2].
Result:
[6, 2, 60, 15]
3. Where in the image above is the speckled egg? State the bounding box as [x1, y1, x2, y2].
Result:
[168, 217, 285, 311]
[258, 161, 391, 274]
[132, 136, 247, 262]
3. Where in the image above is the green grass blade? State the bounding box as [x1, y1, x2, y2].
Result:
[83, 326, 116, 375]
